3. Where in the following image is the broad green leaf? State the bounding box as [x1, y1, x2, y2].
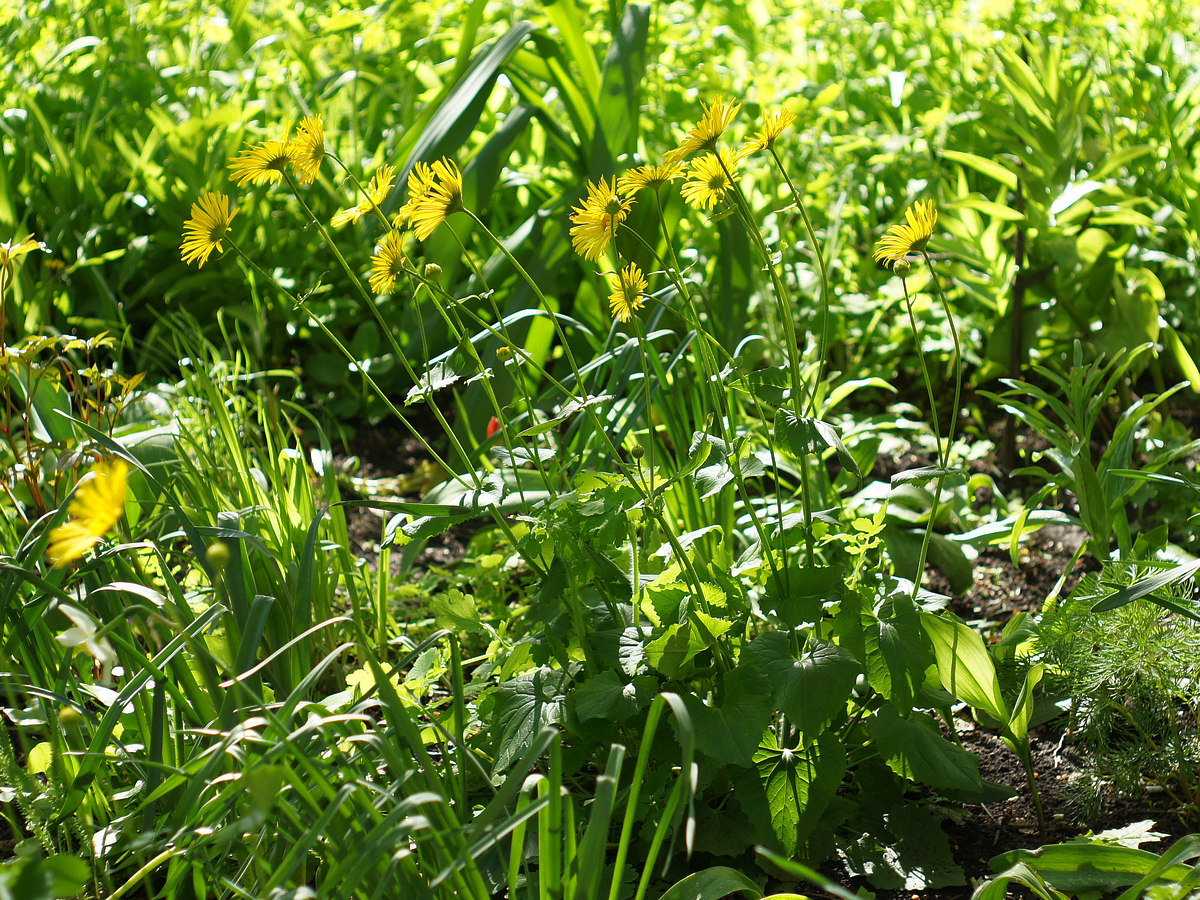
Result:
[989, 843, 1194, 893]
[864, 594, 930, 710]
[572, 671, 654, 722]
[491, 667, 569, 771]
[839, 806, 963, 890]
[754, 731, 846, 855]
[429, 589, 483, 634]
[1005, 663, 1044, 744]
[743, 632, 859, 738]
[921, 613, 1007, 722]
[760, 564, 840, 627]
[646, 613, 732, 678]
[685, 666, 773, 766]
[868, 707, 984, 792]
[656, 866, 763, 900]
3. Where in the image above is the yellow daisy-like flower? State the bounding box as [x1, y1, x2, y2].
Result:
[617, 161, 686, 195]
[180, 191, 238, 267]
[873, 198, 938, 268]
[331, 164, 397, 228]
[0, 233, 43, 273]
[664, 97, 741, 165]
[394, 162, 436, 228]
[228, 138, 299, 187]
[48, 458, 130, 567]
[288, 115, 326, 186]
[410, 158, 465, 241]
[680, 148, 743, 211]
[569, 177, 634, 262]
[607, 262, 648, 324]
[369, 230, 408, 294]
[744, 106, 797, 153]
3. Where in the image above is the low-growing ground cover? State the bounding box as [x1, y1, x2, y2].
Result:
[6, 1, 1200, 898]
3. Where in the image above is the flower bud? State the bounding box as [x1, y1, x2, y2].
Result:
[423, 263, 442, 281]
[630, 444, 645, 460]
[206, 540, 231, 571]
[496, 346, 513, 362]
[893, 259, 911, 278]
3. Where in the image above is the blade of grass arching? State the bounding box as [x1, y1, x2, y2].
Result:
[291, 509, 331, 682]
[399, 22, 537, 192]
[572, 744, 626, 900]
[545, 0, 602, 101]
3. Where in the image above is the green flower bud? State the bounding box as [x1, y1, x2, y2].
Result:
[206, 540, 231, 571]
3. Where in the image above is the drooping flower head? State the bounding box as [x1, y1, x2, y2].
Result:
[569, 177, 633, 262]
[331, 164, 397, 228]
[410, 158, 464, 241]
[48, 458, 130, 567]
[394, 162, 436, 228]
[288, 115, 326, 185]
[873, 199, 938, 269]
[744, 106, 797, 153]
[228, 138, 299, 187]
[180, 192, 238, 267]
[680, 148, 743, 211]
[369, 230, 408, 294]
[607, 262, 648, 323]
[664, 98, 741, 165]
[617, 160, 686, 195]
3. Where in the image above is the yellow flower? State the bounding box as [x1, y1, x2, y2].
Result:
[180, 191, 238, 267]
[617, 161, 686, 195]
[873, 199, 938, 268]
[744, 106, 797, 153]
[288, 115, 326, 185]
[228, 138, 299, 187]
[369, 230, 408, 294]
[410, 158, 464, 241]
[0, 234, 43, 273]
[48, 458, 130, 567]
[664, 98, 741, 165]
[607, 262, 648, 323]
[680, 148, 743, 210]
[394, 162, 436, 228]
[569, 177, 633, 262]
[331, 164, 397, 227]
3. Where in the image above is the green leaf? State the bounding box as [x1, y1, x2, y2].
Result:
[759, 564, 841, 628]
[839, 806, 964, 890]
[429, 589, 483, 634]
[921, 613, 1008, 722]
[754, 731, 846, 855]
[868, 707, 985, 792]
[743, 633, 859, 738]
[864, 594, 931, 710]
[645, 613, 732, 678]
[685, 665, 773, 766]
[940, 149, 1018, 190]
[773, 410, 859, 476]
[491, 667, 569, 771]
[889, 466, 968, 487]
[572, 671, 654, 722]
[656, 866, 764, 900]
[989, 843, 1194, 893]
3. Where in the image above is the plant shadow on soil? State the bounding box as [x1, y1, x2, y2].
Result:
[335, 418, 1196, 899]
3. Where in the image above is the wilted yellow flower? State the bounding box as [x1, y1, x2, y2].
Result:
[569, 177, 633, 262]
[288, 115, 326, 185]
[48, 458, 130, 567]
[606, 262, 647, 323]
[664, 98, 741, 165]
[409, 159, 464, 241]
[180, 192, 238, 267]
[680, 148, 743, 210]
[331, 164, 397, 228]
[744, 106, 797, 153]
[617, 161, 686, 195]
[228, 138, 299, 187]
[873, 199, 938, 268]
[369, 230, 408, 294]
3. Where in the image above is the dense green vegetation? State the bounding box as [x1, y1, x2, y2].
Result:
[6, 0, 1200, 897]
